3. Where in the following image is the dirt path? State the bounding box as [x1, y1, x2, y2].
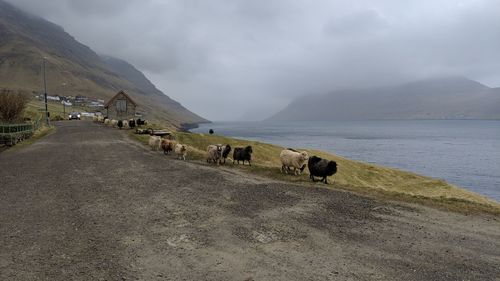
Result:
[0, 121, 499, 281]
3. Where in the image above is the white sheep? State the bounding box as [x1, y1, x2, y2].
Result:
[104, 118, 111, 125]
[148, 136, 162, 151]
[206, 144, 222, 164]
[175, 143, 187, 160]
[122, 120, 129, 129]
[110, 119, 118, 127]
[280, 149, 309, 175]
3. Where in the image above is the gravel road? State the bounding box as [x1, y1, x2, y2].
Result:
[1, 121, 499, 281]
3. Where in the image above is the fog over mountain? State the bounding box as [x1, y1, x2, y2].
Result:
[268, 77, 500, 121]
[5, 0, 500, 120]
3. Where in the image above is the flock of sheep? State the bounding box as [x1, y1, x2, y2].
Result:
[148, 136, 188, 160]
[94, 116, 338, 184]
[149, 134, 338, 184]
[93, 116, 146, 129]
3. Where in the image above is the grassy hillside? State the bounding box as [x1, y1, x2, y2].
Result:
[0, 0, 207, 129]
[131, 130, 500, 214]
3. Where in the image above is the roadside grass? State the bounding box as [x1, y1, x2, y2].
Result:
[0, 102, 56, 152]
[9, 125, 55, 150]
[130, 130, 500, 215]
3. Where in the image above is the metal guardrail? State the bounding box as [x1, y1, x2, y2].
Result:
[0, 117, 42, 146]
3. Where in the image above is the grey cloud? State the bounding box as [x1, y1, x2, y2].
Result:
[324, 9, 388, 38]
[65, 0, 143, 16]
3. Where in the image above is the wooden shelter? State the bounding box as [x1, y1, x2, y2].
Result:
[104, 91, 137, 120]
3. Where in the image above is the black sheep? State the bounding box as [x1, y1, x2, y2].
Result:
[233, 145, 253, 166]
[128, 119, 136, 128]
[308, 156, 337, 184]
[136, 119, 147, 126]
[219, 144, 232, 164]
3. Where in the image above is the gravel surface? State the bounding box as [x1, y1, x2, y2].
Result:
[1, 121, 499, 281]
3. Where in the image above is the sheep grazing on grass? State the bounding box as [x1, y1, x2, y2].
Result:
[206, 144, 223, 164]
[219, 144, 232, 165]
[161, 139, 174, 155]
[308, 156, 338, 184]
[280, 149, 309, 175]
[175, 143, 187, 160]
[148, 136, 162, 151]
[233, 145, 253, 166]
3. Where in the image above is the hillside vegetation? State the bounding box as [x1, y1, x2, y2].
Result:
[131, 130, 500, 214]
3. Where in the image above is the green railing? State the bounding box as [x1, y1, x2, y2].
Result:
[0, 117, 42, 146]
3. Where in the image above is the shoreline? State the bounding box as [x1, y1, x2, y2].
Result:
[192, 120, 500, 203]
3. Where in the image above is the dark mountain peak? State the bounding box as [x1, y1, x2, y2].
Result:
[0, 0, 103, 69]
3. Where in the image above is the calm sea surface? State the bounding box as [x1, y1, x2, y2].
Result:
[192, 120, 500, 201]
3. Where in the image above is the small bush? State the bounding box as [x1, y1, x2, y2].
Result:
[0, 89, 30, 123]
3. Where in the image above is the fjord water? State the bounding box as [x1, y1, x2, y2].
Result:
[193, 120, 500, 201]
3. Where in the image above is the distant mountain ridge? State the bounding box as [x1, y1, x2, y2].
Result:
[268, 77, 500, 121]
[0, 0, 208, 129]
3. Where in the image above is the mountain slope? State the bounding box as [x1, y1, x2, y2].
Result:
[100, 55, 208, 128]
[0, 0, 207, 129]
[269, 77, 500, 121]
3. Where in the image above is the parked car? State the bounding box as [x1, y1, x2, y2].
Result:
[68, 112, 81, 120]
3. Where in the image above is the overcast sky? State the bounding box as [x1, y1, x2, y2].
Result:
[7, 0, 500, 120]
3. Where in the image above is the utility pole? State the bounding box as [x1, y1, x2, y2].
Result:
[43, 57, 50, 126]
[62, 83, 66, 115]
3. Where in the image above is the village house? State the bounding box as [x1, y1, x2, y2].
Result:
[88, 100, 104, 108]
[74, 95, 88, 106]
[104, 91, 137, 120]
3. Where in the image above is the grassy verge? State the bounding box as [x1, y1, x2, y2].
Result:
[7, 125, 55, 152]
[1, 103, 56, 152]
[130, 130, 500, 215]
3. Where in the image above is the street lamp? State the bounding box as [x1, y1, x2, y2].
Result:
[42, 57, 50, 126]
